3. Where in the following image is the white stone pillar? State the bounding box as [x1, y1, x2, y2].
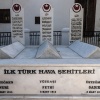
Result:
[24, 29, 30, 46]
[62, 28, 70, 46]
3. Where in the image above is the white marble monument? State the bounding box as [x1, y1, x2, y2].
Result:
[0, 42, 25, 59]
[11, 3, 25, 45]
[35, 40, 61, 59]
[69, 40, 100, 58]
[0, 3, 100, 100]
[40, 4, 53, 44]
[70, 3, 83, 44]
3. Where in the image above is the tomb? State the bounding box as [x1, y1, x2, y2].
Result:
[0, 2, 100, 100]
[35, 40, 61, 59]
[69, 40, 100, 59]
[0, 42, 25, 59]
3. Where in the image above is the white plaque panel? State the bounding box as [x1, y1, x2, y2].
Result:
[11, 3, 25, 45]
[0, 65, 100, 97]
[40, 4, 53, 44]
[70, 3, 83, 44]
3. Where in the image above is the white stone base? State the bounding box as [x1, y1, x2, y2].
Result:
[0, 45, 100, 99]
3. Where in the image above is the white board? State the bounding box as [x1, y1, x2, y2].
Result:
[70, 3, 83, 44]
[11, 3, 25, 45]
[40, 4, 53, 44]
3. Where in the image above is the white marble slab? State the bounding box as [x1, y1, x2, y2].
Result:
[35, 41, 61, 59]
[0, 42, 25, 59]
[56, 46, 82, 59]
[0, 65, 99, 96]
[70, 3, 83, 43]
[15, 47, 37, 59]
[40, 4, 53, 44]
[69, 40, 100, 58]
[0, 45, 100, 99]
[15, 46, 81, 59]
[11, 4, 25, 45]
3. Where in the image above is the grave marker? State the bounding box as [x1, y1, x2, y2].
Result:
[35, 40, 61, 59]
[0, 42, 25, 59]
[11, 3, 25, 45]
[69, 40, 100, 59]
[40, 4, 53, 44]
[70, 3, 83, 44]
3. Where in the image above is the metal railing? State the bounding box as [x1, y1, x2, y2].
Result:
[30, 31, 62, 45]
[0, 31, 100, 47]
[0, 32, 12, 46]
[30, 31, 40, 45]
[83, 31, 100, 47]
[53, 31, 62, 45]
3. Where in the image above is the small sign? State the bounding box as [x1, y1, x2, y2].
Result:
[70, 3, 83, 44]
[40, 4, 53, 44]
[11, 3, 25, 45]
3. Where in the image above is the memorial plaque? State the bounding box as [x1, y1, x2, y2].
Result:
[40, 4, 53, 44]
[0, 65, 100, 97]
[70, 3, 83, 44]
[11, 3, 25, 45]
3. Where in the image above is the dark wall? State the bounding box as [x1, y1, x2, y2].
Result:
[75, 0, 97, 35]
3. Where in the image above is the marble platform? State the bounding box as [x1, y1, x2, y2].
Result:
[0, 45, 100, 99]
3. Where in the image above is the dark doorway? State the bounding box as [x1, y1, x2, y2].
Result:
[75, 0, 97, 36]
